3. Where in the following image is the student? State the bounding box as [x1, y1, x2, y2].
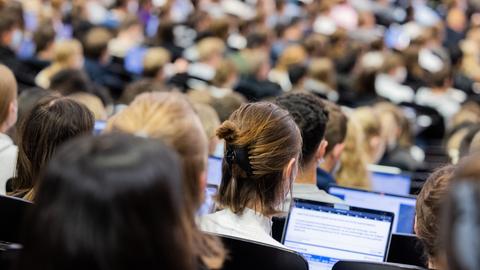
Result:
[0, 65, 18, 195]
[441, 154, 480, 270]
[375, 52, 415, 104]
[199, 102, 302, 248]
[193, 102, 221, 157]
[335, 119, 371, 190]
[105, 92, 225, 268]
[15, 134, 198, 270]
[415, 60, 466, 121]
[8, 96, 94, 201]
[317, 101, 348, 191]
[35, 39, 84, 89]
[352, 107, 386, 164]
[275, 93, 342, 204]
[303, 58, 339, 102]
[415, 165, 455, 269]
[268, 45, 307, 92]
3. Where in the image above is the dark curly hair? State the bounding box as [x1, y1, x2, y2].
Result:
[275, 92, 329, 166]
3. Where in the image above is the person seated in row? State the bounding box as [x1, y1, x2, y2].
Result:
[0, 64, 18, 195]
[275, 92, 342, 204]
[316, 100, 348, 191]
[8, 96, 94, 201]
[105, 92, 225, 268]
[415, 165, 455, 269]
[199, 102, 302, 248]
[16, 134, 200, 270]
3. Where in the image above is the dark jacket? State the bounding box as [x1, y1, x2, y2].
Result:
[0, 46, 37, 90]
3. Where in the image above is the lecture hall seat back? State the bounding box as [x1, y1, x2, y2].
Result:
[216, 234, 309, 270]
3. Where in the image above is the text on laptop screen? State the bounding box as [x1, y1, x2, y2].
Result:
[207, 157, 223, 186]
[283, 200, 393, 270]
[328, 186, 416, 234]
[371, 172, 411, 196]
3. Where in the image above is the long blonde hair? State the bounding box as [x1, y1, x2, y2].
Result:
[105, 92, 225, 268]
[335, 120, 372, 190]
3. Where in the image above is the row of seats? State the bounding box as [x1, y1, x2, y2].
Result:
[0, 194, 426, 270]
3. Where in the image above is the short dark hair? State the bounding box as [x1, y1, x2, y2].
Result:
[275, 92, 329, 166]
[82, 27, 113, 59]
[33, 22, 56, 53]
[0, 11, 16, 37]
[16, 133, 196, 270]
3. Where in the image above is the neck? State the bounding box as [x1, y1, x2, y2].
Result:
[320, 155, 334, 173]
[295, 160, 317, 185]
[0, 122, 8, 133]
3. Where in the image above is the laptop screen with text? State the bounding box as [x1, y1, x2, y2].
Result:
[282, 199, 394, 270]
[328, 186, 416, 234]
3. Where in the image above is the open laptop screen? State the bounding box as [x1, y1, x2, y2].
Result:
[207, 156, 223, 186]
[328, 186, 416, 234]
[282, 199, 394, 270]
[197, 184, 218, 216]
[369, 165, 411, 196]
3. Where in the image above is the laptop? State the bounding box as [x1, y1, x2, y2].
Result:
[282, 199, 394, 270]
[328, 186, 416, 234]
[207, 156, 223, 186]
[197, 184, 218, 216]
[368, 164, 412, 196]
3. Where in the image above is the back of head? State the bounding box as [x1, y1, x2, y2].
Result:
[53, 39, 83, 65]
[323, 101, 348, 155]
[105, 92, 225, 267]
[33, 22, 55, 54]
[12, 96, 95, 199]
[442, 154, 480, 270]
[0, 64, 17, 128]
[68, 92, 107, 121]
[196, 37, 226, 62]
[275, 92, 328, 167]
[142, 47, 171, 78]
[211, 92, 246, 122]
[308, 58, 336, 88]
[351, 107, 384, 163]
[193, 102, 220, 155]
[49, 69, 92, 95]
[335, 120, 371, 189]
[216, 102, 302, 215]
[17, 134, 195, 270]
[276, 45, 307, 71]
[83, 27, 113, 60]
[416, 165, 455, 268]
[119, 79, 167, 105]
[106, 92, 207, 208]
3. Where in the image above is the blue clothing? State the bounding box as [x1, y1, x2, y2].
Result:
[316, 167, 336, 192]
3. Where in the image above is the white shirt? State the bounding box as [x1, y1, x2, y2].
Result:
[291, 183, 344, 204]
[198, 208, 286, 249]
[415, 87, 467, 120]
[375, 74, 415, 104]
[0, 133, 17, 195]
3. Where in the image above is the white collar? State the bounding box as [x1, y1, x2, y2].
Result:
[224, 208, 273, 235]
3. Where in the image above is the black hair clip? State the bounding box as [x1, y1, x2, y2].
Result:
[225, 144, 253, 177]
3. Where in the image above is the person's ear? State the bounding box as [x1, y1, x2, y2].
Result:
[284, 157, 298, 185]
[315, 139, 328, 161]
[6, 99, 17, 130]
[332, 143, 345, 161]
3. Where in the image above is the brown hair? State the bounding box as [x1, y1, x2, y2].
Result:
[416, 165, 455, 264]
[323, 101, 348, 155]
[10, 96, 94, 200]
[308, 58, 336, 89]
[105, 92, 225, 268]
[83, 27, 113, 59]
[216, 102, 302, 216]
[0, 64, 17, 125]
